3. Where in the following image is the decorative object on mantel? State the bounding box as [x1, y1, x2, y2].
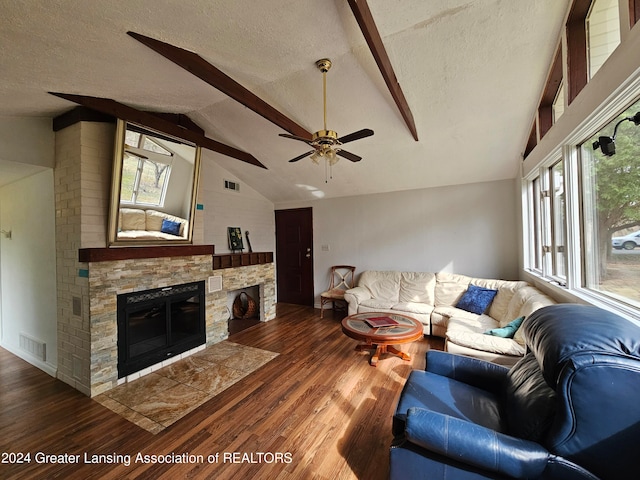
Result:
[232, 291, 257, 319]
[228, 227, 244, 252]
[245, 230, 253, 253]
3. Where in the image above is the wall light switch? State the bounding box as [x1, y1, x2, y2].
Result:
[321, 244, 330, 252]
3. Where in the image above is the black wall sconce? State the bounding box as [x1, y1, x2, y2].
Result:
[592, 112, 640, 156]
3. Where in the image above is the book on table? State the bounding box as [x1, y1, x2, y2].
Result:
[365, 316, 399, 328]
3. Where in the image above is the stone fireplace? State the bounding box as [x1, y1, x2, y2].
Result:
[68, 248, 276, 397]
[52, 118, 276, 397]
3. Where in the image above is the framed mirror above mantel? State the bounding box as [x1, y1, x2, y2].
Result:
[108, 119, 202, 247]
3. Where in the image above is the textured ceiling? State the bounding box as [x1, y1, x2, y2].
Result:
[0, 0, 570, 202]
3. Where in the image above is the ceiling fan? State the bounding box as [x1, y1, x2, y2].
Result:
[280, 58, 374, 167]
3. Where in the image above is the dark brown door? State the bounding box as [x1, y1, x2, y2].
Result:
[275, 207, 314, 306]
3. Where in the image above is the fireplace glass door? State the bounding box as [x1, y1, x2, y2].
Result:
[127, 300, 169, 359]
[117, 281, 205, 377]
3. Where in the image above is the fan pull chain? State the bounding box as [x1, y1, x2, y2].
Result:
[324, 157, 333, 183]
[325, 157, 328, 183]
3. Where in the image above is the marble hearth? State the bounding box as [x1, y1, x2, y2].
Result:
[62, 247, 275, 397]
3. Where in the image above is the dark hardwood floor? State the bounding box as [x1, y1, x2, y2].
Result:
[0, 304, 443, 479]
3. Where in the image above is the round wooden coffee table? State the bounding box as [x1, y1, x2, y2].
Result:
[341, 312, 423, 366]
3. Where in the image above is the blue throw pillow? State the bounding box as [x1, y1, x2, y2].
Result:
[485, 316, 526, 338]
[161, 218, 181, 236]
[456, 284, 498, 315]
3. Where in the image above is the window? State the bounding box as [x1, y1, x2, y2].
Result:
[552, 82, 565, 123]
[538, 46, 563, 139]
[121, 130, 173, 207]
[120, 155, 171, 206]
[587, 0, 621, 79]
[527, 161, 567, 282]
[530, 176, 544, 271]
[551, 161, 566, 279]
[579, 97, 640, 307]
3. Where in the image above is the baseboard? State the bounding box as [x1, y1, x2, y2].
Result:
[0, 341, 57, 377]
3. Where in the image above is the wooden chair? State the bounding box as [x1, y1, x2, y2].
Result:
[320, 265, 356, 318]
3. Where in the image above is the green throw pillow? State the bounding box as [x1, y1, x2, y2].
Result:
[484, 316, 525, 338]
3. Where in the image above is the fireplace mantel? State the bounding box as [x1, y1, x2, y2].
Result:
[78, 244, 215, 262]
[212, 252, 273, 269]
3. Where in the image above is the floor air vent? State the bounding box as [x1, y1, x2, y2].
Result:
[19, 332, 46, 362]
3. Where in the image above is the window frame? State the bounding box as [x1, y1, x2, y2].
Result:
[550, 159, 568, 282]
[524, 156, 568, 284]
[576, 95, 640, 309]
[120, 154, 172, 208]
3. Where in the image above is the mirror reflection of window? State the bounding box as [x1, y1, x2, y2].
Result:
[121, 153, 171, 207]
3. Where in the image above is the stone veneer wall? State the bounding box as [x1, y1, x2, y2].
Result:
[87, 259, 276, 396]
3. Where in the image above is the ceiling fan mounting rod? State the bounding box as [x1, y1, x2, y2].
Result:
[316, 58, 332, 132]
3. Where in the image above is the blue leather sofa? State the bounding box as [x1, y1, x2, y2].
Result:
[391, 304, 640, 479]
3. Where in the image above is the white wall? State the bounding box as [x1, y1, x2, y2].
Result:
[0, 116, 54, 168]
[0, 169, 57, 375]
[198, 158, 276, 254]
[277, 178, 520, 306]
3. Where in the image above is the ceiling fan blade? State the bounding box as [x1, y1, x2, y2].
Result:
[336, 149, 362, 162]
[279, 133, 314, 145]
[338, 128, 374, 144]
[288, 150, 315, 163]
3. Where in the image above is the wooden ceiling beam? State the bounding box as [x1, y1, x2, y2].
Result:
[347, 0, 419, 141]
[49, 92, 267, 168]
[127, 31, 312, 141]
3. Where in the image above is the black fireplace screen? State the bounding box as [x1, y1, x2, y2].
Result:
[117, 281, 205, 378]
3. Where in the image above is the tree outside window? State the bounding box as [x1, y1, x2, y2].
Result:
[581, 99, 640, 306]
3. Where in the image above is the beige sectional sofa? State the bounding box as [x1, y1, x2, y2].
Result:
[344, 271, 556, 366]
[118, 207, 188, 240]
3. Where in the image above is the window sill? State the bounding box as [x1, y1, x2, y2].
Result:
[522, 270, 640, 326]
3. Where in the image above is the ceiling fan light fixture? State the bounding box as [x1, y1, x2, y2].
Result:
[310, 151, 322, 164]
[325, 148, 337, 164]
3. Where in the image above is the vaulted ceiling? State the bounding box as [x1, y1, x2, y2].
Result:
[0, 0, 570, 202]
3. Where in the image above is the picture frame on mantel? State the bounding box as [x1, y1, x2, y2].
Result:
[228, 227, 244, 252]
